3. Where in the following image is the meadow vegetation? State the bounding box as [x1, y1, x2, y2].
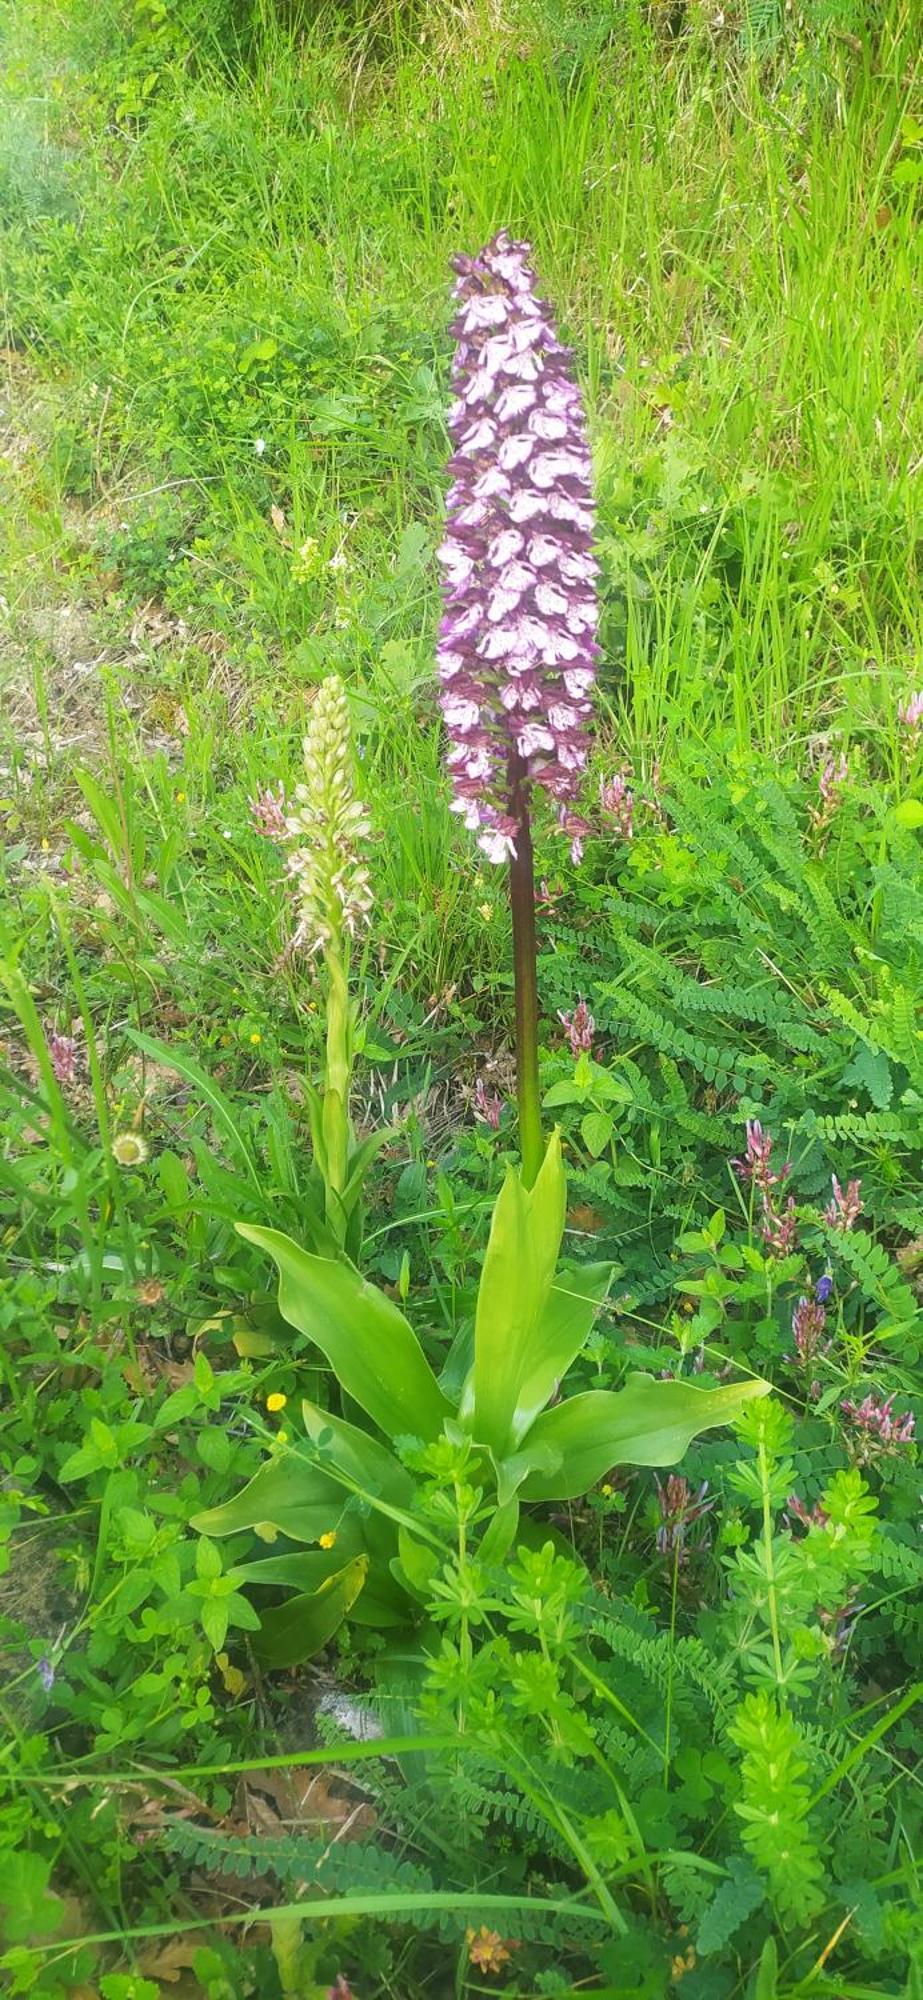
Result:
[0, 1, 921, 1995]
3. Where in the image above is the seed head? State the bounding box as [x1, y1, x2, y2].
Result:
[437, 232, 599, 862]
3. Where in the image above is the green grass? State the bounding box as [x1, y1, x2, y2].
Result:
[2, 0, 921, 782]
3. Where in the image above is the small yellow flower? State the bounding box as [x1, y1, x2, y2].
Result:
[600, 1482, 613, 1497]
[318, 1530, 337, 1550]
[249, 1031, 262, 1046]
[266, 1392, 287, 1412]
[478, 902, 493, 921]
[175, 789, 186, 803]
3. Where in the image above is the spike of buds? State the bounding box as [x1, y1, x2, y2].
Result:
[437, 231, 599, 861]
[285, 677, 372, 956]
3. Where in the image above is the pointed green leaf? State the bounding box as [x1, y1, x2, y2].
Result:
[253, 1556, 369, 1667]
[513, 1261, 612, 1442]
[300, 1399, 414, 1509]
[190, 1449, 344, 1544]
[236, 1224, 452, 1442]
[471, 1130, 567, 1455]
[237, 1549, 407, 1626]
[518, 1373, 770, 1500]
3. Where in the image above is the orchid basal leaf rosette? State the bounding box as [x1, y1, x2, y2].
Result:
[437, 231, 599, 864]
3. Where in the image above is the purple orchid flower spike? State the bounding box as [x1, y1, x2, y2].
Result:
[437, 231, 599, 1183]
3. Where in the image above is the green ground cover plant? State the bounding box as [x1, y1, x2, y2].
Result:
[0, 1, 921, 1997]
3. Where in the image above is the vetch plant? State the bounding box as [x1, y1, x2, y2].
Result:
[437, 230, 598, 1185]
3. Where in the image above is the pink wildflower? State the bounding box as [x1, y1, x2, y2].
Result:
[249, 784, 288, 840]
[654, 1475, 713, 1560]
[824, 1174, 863, 1232]
[841, 1392, 915, 1455]
[558, 998, 595, 1056]
[44, 1025, 78, 1089]
[809, 752, 848, 836]
[473, 1077, 502, 1129]
[898, 690, 923, 747]
[600, 770, 634, 841]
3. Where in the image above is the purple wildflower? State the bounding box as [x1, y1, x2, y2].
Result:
[37, 1655, 55, 1692]
[841, 1391, 915, 1455]
[558, 998, 595, 1057]
[654, 1475, 713, 1560]
[473, 1076, 502, 1128]
[436, 231, 599, 863]
[600, 770, 634, 841]
[732, 1119, 791, 1195]
[249, 783, 288, 840]
[809, 752, 848, 835]
[814, 1273, 834, 1304]
[790, 1293, 829, 1397]
[824, 1174, 863, 1232]
[45, 1027, 77, 1090]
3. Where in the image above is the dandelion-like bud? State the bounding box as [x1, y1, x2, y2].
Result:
[285, 677, 372, 955]
[437, 232, 599, 862]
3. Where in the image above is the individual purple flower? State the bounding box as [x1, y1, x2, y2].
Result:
[436, 232, 599, 863]
[37, 1655, 55, 1692]
[249, 783, 288, 841]
[558, 998, 595, 1057]
[44, 1025, 78, 1090]
[600, 770, 634, 841]
[824, 1174, 863, 1232]
[841, 1391, 915, 1456]
[473, 1076, 502, 1129]
[814, 1274, 834, 1304]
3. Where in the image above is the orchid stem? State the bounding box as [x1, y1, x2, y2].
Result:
[508, 755, 543, 1190]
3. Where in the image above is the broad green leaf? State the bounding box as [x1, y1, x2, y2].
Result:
[471, 1130, 567, 1455]
[191, 1448, 344, 1544]
[301, 1399, 415, 1516]
[893, 798, 923, 829]
[518, 1373, 770, 1500]
[237, 1549, 407, 1626]
[202, 1597, 229, 1651]
[236, 1224, 452, 1442]
[253, 1556, 369, 1667]
[581, 1110, 613, 1158]
[395, 1526, 440, 1601]
[513, 1261, 612, 1442]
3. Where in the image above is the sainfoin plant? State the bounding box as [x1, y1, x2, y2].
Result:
[192, 236, 768, 1662]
